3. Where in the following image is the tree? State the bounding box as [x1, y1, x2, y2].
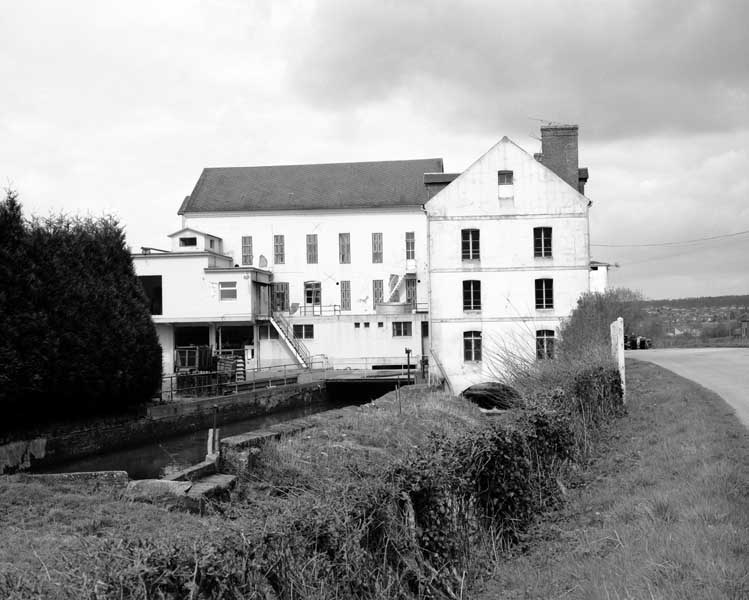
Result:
[0, 191, 162, 431]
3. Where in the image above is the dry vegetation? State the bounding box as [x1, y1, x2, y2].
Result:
[475, 359, 749, 599]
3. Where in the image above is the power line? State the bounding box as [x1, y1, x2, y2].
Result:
[591, 229, 749, 248]
[617, 235, 749, 267]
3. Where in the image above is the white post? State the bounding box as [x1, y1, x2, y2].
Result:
[610, 317, 626, 403]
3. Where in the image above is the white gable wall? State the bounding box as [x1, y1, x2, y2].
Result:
[426, 138, 591, 393]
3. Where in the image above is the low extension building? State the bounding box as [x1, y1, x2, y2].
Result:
[133, 124, 608, 393]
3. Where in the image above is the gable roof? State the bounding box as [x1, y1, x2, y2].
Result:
[167, 227, 221, 239]
[179, 158, 444, 214]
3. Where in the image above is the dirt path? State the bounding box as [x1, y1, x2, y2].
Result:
[627, 347, 749, 428]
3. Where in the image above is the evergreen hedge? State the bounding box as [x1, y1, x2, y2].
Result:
[0, 191, 162, 431]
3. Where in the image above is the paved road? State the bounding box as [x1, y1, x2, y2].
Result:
[627, 347, 749, 428]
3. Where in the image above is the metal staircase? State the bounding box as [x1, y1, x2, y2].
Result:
[270, 312, 311, 368]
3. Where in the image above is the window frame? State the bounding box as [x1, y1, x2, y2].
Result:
[339, 232, 351, 264]
[533, 227, 552, 258]
[179, 237, 197, 247]
[271, 281, 289, 312]
[461, 228, 480, 260]
[292, 324, 314, 339]
[405, 231, 415, 260]
[497, 170, 514, 185]
[304, 281, 321, 306]
[463, 331, 482, 362]
[462, 280, 482, 311]
[274, 234, 285, 264]
[535, 278, 554, 310]
[372, 232, 383, 263]
[373, 279, 384, 308]
[392, 321, 413, 337]
[536, 329, 555, 360]
[306, 234, 318, 264]
[405, 277, 417, 306]
[340, 280, 351, 311]
[219, 281, 237, 301]
[241, 236, 253, 265]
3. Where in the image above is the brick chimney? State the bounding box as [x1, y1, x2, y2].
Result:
[534, 125, 586, 192]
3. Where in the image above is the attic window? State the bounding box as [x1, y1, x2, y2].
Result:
[179, 237, 197, 247]
[498, 170, 514, 204]
[497, 170, 513, 185]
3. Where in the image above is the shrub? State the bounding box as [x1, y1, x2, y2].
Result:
[0, 190, 161, 432]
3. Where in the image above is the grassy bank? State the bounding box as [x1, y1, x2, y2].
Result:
[475, 359, 749, 599]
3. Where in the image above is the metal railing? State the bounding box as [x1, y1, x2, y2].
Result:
[270, 312, 312, 366]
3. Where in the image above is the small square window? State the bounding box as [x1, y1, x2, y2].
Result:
[378, 322, 384, 328]
[497, 170, 513, 185]
[354, 322, 360, 328]
[364, 322, 370, 328]
[219, 281, 237, 301]
[392, 321, 412, 337]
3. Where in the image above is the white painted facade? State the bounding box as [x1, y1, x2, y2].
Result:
[133, 129, 603, 389]
[425, 138, 591, 393]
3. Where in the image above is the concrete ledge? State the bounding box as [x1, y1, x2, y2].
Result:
[6, 470, 129, 489]
[164, 458, 217, 482]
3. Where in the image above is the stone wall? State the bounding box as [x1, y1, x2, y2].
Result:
[0, 383, 326, 474]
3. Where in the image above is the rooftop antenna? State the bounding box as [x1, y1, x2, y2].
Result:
[528, 116, 573, 127]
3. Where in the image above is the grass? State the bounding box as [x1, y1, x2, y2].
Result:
[473, 359, 749, 599]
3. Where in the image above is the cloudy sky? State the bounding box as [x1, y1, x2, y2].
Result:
[2, 0, 747, 299]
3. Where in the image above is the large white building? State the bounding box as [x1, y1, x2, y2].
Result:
[133, 125, 607, 393]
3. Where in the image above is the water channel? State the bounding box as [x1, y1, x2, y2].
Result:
[42, 380, 402, 479]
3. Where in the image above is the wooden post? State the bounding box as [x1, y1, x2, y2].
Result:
[610, 317, 626, 403]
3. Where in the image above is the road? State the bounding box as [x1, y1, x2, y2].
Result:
[627, 347, 749, 428]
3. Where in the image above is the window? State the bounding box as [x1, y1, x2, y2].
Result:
[464, 331, 482, 362]
[354, 322, 360, 329]
[498, 170, 514, 199]
[219, 281, 237, 301]
[241, 236, 253, 265]
[364, 322, 370, 328]
[179, 237, 197, 247]
[138, 275, 162, 315]
[304, 281, 321, 306]
[497, 170, 513, 185]
[339, 233, 351, 264]
[534, 227, 552, 258]
[463, 280, 481, 310]
[388, 274, 400, 302]
[209, 239, 215, 249]
[536, 330, 555, 360]
[372, 232, 383, 263]
[272, 282, 289, 311]
[461, 229, 480, 260]
[535, 278, 554, 309]
[378, 322, 384, 328]
[405, 231, 415, 260]
[340, 280, 351, 311]
[306, 234, 318, 264]
[373, 279, 384, 308]
[258, 324, 279, 340]
[292, 324, 314, 339]
[274, 235, 285, 264]
[405, 278, 417, 306]
[392, 321, 412, 337]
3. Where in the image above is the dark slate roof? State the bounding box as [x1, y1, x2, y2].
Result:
[179, 158, 445, 214]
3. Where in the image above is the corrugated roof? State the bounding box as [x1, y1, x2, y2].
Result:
[179, 158, 444, 214]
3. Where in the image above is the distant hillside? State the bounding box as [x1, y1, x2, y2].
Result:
[642, 295, 749, 310]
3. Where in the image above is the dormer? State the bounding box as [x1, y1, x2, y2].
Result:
[167, 228, 223, 253]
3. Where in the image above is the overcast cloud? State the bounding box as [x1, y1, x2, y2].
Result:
[1, 0, 747, 299]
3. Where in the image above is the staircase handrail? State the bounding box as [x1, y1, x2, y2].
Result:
[271, 312, 311, 365]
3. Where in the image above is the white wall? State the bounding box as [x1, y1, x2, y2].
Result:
[134, 254, 256, 321]
[426, 138, 591, 393]
[589, 266, 608, 293]
[183, 208, 428, 315]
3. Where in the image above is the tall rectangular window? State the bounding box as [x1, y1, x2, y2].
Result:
[372, 232, 383, 263]
[405, 231, 415, 259]
[340, 280, 351, 311]
[392, 321, 412, 337]
[534, 227, 552, 258]
[271, 282, 289, 311]
[219, 281, 237, 301]
[405, 278, 417, 305]
[463, 331, 482, 362]
[339, 233, 351, 264]
[373, 279, 383, 308]
[535, 278, 554, 309]
[241, 236, 253, 265]
[274, 234, 285, 264]
[306, 234, 318, 264]
[461, 229, 480, 260]
[388, 274, 400, 302]
[536, 330, 555, 360]
[304, 281, 321, 306]
[463, 280, 481, 310]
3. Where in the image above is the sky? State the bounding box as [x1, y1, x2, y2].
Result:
[1, 0, 747, 300]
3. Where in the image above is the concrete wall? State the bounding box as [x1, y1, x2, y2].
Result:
[0, 383, 326, 474]
[590, 266, 608, 293]
[426, 137, 591, 393]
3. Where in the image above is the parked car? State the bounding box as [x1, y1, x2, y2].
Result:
[624, 335, 652, 350]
